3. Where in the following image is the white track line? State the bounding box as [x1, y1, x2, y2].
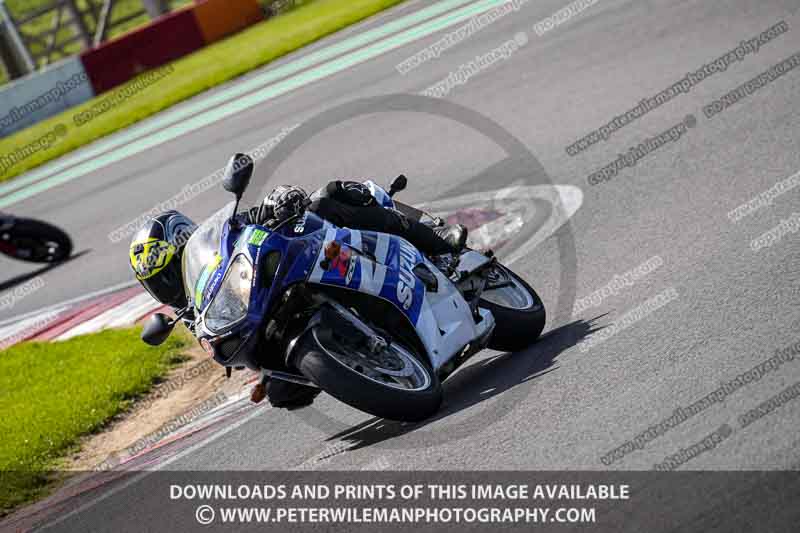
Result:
[0, 280, 138, 328]
[55, 292, 160, 340]
[37, 403, 270, 532]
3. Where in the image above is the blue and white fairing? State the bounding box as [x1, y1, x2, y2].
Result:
[186, 182, 493, 371]
[306, 225, 427, 324]
[300, 182, 494, 370]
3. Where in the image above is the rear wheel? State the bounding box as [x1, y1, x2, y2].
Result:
[0, 218, 72, 263]
[292, 324, 442, 422]
[479, 264, 546, 352]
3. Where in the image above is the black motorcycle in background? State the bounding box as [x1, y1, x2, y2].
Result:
[0, 214, 72, 263]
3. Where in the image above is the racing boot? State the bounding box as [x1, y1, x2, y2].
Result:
[265, 379, 321, 410]
[434, 224, 468, 252]
[398, 210, 468, 256]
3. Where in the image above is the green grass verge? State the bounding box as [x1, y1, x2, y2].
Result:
[0, 0, 405, 183]
[0, 326, 191, 515]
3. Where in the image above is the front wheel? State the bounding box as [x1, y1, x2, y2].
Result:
[292, 325, 442, 422]
[479, 264, 546, 352]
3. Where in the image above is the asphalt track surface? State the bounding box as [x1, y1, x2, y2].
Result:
[2, 0, 800, 530]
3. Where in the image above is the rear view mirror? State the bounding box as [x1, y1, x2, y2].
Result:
[222, 153, 254, 199]
[388, 174, 407, 197]
[141, 313, 176, 346]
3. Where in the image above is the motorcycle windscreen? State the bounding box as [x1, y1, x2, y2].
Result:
[182, 201, 236, 310]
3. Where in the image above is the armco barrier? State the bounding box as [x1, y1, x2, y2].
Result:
[79, 7, 205, 95]
[193, 0, 263, 45]
[2, 1, 265, 135]
[0, 56, 95, 136]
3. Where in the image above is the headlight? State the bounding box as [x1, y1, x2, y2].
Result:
[205, 254, 253, 332]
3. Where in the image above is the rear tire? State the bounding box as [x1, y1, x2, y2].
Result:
[292, 328, 442, 422]
[479, 265, 546, 352]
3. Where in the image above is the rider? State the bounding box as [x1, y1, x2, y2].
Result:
[129, 180, 468, 408]
[245, 181, 467, 256]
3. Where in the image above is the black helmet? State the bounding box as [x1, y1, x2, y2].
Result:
[129, 211, 196, 308]
[264, 185, 309, 222]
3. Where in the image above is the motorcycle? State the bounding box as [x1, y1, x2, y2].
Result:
[0, 213, 73, 263]
[142, 154, 546, 421]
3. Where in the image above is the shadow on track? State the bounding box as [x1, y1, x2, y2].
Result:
[0, 250, 90, 292]
[322, 316, 607, 452]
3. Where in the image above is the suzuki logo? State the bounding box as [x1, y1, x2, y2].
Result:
[396, 240, 417, 310]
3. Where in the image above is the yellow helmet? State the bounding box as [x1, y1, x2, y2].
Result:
[129, 211, 196, 307]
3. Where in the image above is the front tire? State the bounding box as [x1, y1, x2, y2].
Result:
[479, 264, 546, 352]
[292, 327, 442, 422]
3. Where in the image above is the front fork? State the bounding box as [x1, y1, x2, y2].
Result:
[253, 293, 389, 401]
